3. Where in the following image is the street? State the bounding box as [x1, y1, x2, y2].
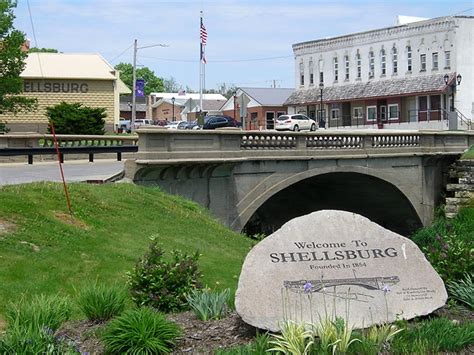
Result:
[0, 159, 124, 186]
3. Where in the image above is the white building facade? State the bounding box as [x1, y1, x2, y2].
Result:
[285, 16, 473, 130]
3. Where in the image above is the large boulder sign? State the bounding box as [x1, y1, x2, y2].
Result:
[235, 210, 447, 331]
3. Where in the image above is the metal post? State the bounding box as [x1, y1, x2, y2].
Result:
[132, 39, 137, 130]
[172, 97, 175, 121]
[319, 81, 324, 128]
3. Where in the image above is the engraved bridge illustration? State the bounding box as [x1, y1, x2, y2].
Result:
[283, 276, 400, 293]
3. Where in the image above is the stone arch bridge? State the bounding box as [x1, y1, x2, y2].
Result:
[125, 129, 473, 236]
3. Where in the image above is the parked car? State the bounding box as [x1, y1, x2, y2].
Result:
[154, 120, 169, 127]
[275, 114, 317, 131]
[185, 120, 199, 130]
[202, 115, 241, 130]
[118, 118, 131, 133]
[134, 119, 154, 129]
[165, 121, 188, 130]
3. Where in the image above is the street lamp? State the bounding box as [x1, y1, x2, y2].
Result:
[319, 81, 325, 128]
[233, 91, 237, 121]
[444, 73, 462, 112]
[171, 97, 175, 121]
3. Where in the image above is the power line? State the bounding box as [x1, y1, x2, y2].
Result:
[139, 54, 293, 63]
[109, 43, 134, 63]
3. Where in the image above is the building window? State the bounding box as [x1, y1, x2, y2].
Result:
[344, 55, 349, 80]
[380, 48, 386, 76]
[309, 59, 314, 85]
[420, 54, 426, 72]
[333, 57, 338, 82]
[388, 104, 399, 120]
[277, 111, 286, 118]
[392, 47, 398, 74]
[331, 108, 339, 120]
[353, 107, 363, 119]
[299, 61, 304, 86]
[368, 51, 374, 78]
[445, 51, 451, 69]
[367, 106, 377, 121]
[356, 52, 361, 79]
[319, 72, 324, 84]
[407, 45, 412, 72]
[432, 52, 438, 71]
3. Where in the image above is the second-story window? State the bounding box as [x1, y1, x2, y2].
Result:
[432, 52, 438, 71]
[299, 61, 304, 86]
[392, 47, 398, 74]
[407, 45, 412, 72]
[356, 52, 361, 79]
[333, 57, 338, 82]
[420, 54, 426, 72]
[309, 59, 314, 85]
[369, 51, 375, 79]
[381, 48, 386, 76]
[445, 51, 451, 69]
[344, 55, 349, 80]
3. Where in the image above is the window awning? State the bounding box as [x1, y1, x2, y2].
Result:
[284, 72, 454, 106]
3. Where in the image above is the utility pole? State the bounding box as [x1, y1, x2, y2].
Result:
[131, 40, 169, 131]
[132, 39, 138, 130]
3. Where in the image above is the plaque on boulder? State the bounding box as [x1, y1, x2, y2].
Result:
[236, 210, 447, 331]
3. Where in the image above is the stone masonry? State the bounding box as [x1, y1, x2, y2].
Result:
[445, 160, 474, 218]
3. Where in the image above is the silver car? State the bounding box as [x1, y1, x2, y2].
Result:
[275, 114, 317, 132]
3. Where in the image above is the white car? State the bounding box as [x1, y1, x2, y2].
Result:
[134, 119, 154, 129]
[275, 114, 317, 132]
[165, 121, 188, 130]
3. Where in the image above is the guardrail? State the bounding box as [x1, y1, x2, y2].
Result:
[0, 134, 138, 164]
[133, 128, 474, 162]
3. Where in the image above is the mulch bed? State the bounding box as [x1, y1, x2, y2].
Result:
[56, 305, 473, 354]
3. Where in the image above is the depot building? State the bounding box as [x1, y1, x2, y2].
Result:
[3, 52, 130, 133]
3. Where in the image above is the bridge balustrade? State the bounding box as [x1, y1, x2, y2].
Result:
[241, 133, 296, 149]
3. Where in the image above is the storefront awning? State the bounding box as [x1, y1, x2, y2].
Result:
[285, 72, 454, 106]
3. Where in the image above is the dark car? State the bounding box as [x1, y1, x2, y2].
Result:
[202, 115, 241, 130]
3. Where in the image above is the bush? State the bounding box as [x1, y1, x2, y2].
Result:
[46, 101, 106, 135]
[185, 288, 231, 321]
[447, 273, 474, 309]
[102, 307, 181, 354]
[411, 207, 473, 283]
[77, 283, 127, 321]
[128, 239, 201, 312]
[5, 294, 72, 332]
[215, 332, 270, 354]
[0, 321, 77, 354]
[0, 121, 9, 134]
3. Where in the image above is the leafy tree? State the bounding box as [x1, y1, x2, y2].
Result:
[46, 102, 106, 135]
[29, 47, 59, 53]
[0, 0, 37, 115]
[163, 76, 180, 92]
[114, 62, 164, 95]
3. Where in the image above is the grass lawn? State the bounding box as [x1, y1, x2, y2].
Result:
[461, 145, 474, 159]
[0, 182, 254, 316]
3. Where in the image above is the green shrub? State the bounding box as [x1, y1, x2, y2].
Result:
[77, 283, 127, 321]
[128, 239, 201, 312]
[102, 307, 181, 354]
[391, 317, 474, 353]
[0, 320, 77, 354]
[5, 294, 72, 332]
[268, 320, 314, 354]
[46, 101, 106, 135]
[411, 207, 473, 283]
[447, 273, 474, 309]
[0, 121, 9, 134]
[185, 288, 231, 321]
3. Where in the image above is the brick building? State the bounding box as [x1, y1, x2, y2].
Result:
[221, 87, 294, 130]
[2, 53, 130, 133]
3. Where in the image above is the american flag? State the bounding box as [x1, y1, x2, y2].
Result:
[200, 22, 207, 45]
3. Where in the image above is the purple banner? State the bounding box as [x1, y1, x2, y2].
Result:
[136, 79, 145, 97]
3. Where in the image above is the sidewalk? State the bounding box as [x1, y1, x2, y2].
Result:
[0, 159, 124, 186]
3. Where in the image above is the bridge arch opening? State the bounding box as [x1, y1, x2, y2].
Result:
[243, 172, 422, 237]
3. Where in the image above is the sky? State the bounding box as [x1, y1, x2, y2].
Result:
[13, 0, 474, 92]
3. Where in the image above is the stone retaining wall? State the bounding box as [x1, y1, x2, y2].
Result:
[445, 160, 474, 218]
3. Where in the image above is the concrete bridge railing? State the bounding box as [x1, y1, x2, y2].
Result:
[133, 129, 473, 163]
